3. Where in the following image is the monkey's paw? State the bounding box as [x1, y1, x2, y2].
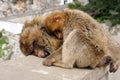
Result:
[103, 56, 112, 66]
[43, 58, 56, 66]
[110, 61, 119, 72]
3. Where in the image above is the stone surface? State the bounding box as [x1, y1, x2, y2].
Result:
[0, 22, 24, 62]
[0, 0, 67, 18]
[0, 21, 23, 34]
[109, 68, 120, 80]
[0, 55, 109, 80]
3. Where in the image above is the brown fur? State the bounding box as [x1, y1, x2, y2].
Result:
[20, 16, 62, 58]
[43, 9, 120, 72]
[43, 29, 111, 68]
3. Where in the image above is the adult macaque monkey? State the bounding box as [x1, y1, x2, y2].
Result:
[43, 9, 120, 72]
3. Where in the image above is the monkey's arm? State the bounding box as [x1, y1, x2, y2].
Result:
[43, 47, 62, 66]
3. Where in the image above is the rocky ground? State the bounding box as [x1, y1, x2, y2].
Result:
[0, 29, 25, 62]
[0, 0, 25, 18]
[0, 56, 109, 80]
[0, 0, 66, 20]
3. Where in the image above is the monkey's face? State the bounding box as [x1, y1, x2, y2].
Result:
[20, 39, 50, 58]
[33, 41, 51, 58]
[20, 21, 51, 58]
[33, 28, 51, 58]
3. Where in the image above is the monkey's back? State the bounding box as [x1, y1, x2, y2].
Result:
[63, 9, 109, 50]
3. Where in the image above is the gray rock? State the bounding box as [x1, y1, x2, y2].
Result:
[0, 56, 109, 80]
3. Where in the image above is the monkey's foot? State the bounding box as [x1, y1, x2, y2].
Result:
[43, 58, 56, 66]
[103, 56, 112, 66]
[110, 61, 119, 72]
[97, 56, 112, 68]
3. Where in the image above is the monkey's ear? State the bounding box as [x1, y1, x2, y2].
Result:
[54, 15, 62, 22]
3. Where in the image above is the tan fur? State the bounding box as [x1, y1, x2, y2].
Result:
[43, 9, 120, 72]
[20, 16, 62, 58]
[43, 29, 109, 69]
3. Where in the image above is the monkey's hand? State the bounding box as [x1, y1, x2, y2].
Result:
[43, 47, 62, 66]
[43, 57, 56, 66]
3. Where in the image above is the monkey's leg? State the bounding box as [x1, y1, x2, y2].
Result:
[110, 60, 119, 72]
[53, 29, 82, 68]
[43, 47, 62, 66]
[53, 56, 76, 69]
[53, 40, 77, 68]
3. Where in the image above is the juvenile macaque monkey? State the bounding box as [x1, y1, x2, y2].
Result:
[20, 16, 62, 58]
[43, 9, 120, 72]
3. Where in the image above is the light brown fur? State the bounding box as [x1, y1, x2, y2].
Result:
[43, 9, 120, 72]
[20, 16, 62, 58]
[43, 29, 110, 69]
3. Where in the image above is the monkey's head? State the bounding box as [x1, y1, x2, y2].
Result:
[45, 11, 67, 39]
[20, 17, 54, 58]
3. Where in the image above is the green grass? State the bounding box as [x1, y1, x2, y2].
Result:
[0, 38, 8, 58]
